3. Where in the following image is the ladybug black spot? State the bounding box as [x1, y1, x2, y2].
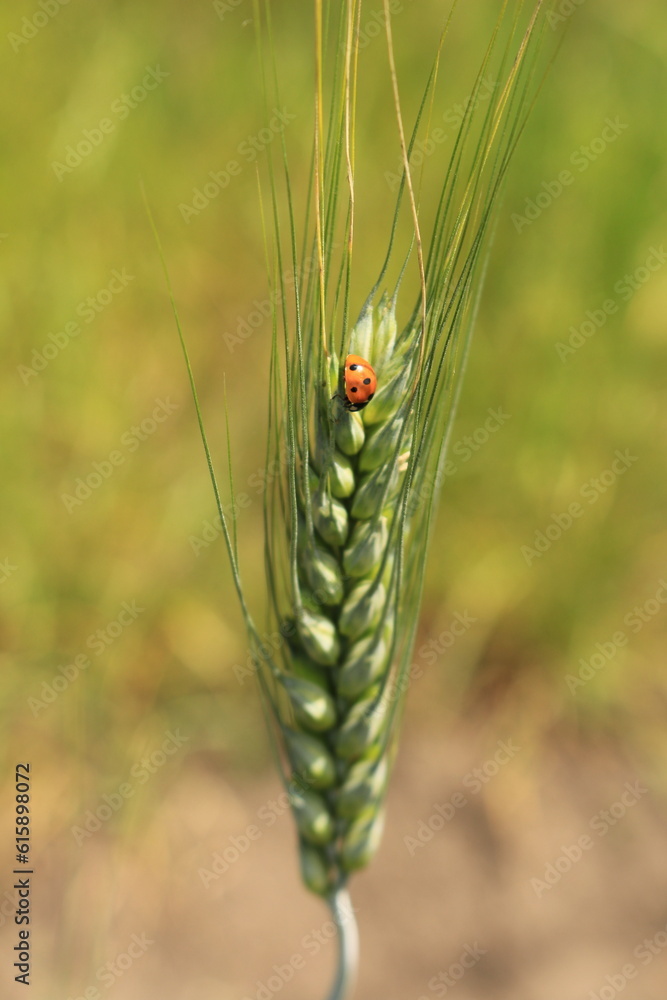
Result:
[367, 393, 374, 400]
[349, 364, 359, 370]
[363, 377, 371, 385]
[350, 386, 358, 393]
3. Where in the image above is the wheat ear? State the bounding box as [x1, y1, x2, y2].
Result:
[153, 2, 556, 997]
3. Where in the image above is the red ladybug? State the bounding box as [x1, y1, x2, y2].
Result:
[343, 354, 377, 411]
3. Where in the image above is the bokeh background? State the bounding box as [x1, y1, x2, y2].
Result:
[2, 1, 667, 998]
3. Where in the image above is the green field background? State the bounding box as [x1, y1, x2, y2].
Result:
[1, 1, 666, 997]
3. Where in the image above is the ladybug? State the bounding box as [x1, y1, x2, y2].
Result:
[343, 354, 377, 411]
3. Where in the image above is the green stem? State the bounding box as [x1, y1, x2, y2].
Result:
[326, 888, 359, 1000]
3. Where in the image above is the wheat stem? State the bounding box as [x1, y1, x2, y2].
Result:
[325, 888, 359, 1000]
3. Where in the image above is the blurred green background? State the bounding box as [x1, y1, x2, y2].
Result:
[1, 2, 667, 998]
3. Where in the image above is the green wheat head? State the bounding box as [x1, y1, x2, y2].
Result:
[157, 0, 556, 907]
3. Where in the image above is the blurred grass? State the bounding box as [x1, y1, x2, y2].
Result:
[1, 0, 666, 914]
[0, 3, 667, 744]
